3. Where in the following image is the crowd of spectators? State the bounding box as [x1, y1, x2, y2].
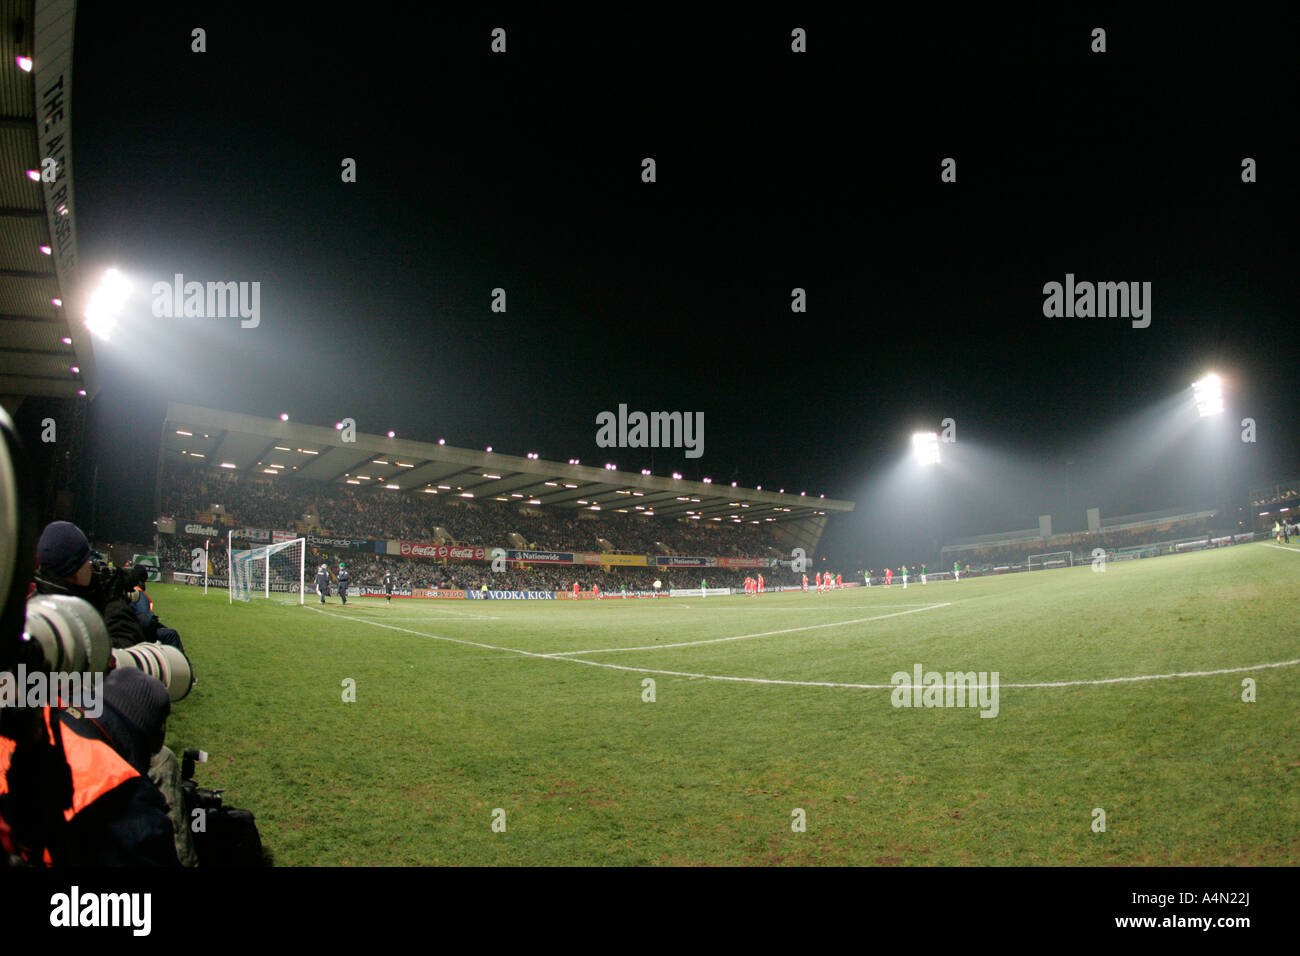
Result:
[160, 463, 784, 558]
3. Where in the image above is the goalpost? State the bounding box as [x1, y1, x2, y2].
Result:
[228, 532, 306, 604]
[1027, 551, 1073, 570]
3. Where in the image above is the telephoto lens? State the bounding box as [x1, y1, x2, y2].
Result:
[24, 593, 113, 675]
[111, 643, 194, 701]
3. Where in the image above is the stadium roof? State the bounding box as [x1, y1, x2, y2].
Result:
[162, 403, 856, 524]
[0, 0, 92, 402]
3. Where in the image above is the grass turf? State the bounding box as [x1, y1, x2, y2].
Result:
[155, 541, 1299, 865]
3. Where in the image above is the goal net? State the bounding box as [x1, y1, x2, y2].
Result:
[228, 535, 305, 604]
[1027, 550, 1073, 570]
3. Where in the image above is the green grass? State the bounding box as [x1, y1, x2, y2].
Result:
[157, 542, 1300, 865]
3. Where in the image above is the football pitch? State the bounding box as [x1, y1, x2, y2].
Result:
[157, 542, 1299, 865]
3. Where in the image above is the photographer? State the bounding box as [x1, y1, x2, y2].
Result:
[0, 598, 181, 867]
[33, 521, 163, 651]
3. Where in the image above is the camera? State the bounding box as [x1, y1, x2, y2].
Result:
[180, 749, 266, 866]
[87, 560, 149, 607]
[24, 594, 193, 701]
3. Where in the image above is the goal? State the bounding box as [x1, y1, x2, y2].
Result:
[1027, 551, 1073, 571]
[228, 533, 306, 604]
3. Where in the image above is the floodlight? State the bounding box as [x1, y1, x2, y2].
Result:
[84, 268, 131, 341]
[912, 431, 940, 466]
[279, 413, 289, 421]
[1193, 374, 1224, 417]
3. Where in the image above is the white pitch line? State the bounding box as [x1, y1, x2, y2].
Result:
[306, 607, 1300, 690]
[544, 603, 953, 656]
[1260, 543, 1300, 553]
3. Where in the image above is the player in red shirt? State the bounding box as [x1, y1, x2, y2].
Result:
[884, 567, 893, 587]
[592, 583, 600, 599]
[815, 571, 822, 592]
[802, 573, 808, 591]
[836, 573, 842, 589]
[572, 581, 580, 598]
[757, 573, 764, 594]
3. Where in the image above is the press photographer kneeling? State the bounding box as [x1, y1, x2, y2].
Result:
[2, 410, 261, 867]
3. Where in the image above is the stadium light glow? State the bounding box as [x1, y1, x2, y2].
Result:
[25, 169, 39, 181]
[60, 336, 71, 344]
[83, 268, 131, 341]
[387, 431, 395, 438]
[672, 472, 682, 480]
[1193, 374, 1224, 417]
[40, 245, 51, 255]
[438, 438, 445, 445]
[279, 412, 289, 421]
[220, 462, 237, 469]
[77, 389, 86, 396]
[912, 431, 941, 466]
[16, 56, 33, 72]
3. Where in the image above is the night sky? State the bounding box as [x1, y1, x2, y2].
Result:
[68, 6, 1298, 568]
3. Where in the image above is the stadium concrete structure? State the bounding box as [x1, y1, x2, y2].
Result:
[0, 0, 85, 408]
[159, 402, 854, 558]
[0, 0, 87, 524]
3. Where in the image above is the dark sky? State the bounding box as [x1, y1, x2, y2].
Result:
[69, 6, 1299, 567]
